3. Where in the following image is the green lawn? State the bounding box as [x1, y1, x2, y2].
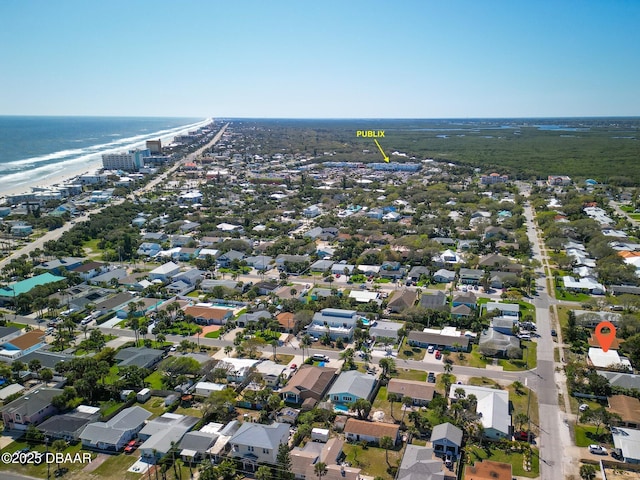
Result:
[394, 368, 427, 382]
[103, 365, 121, 385]
[555, 288, 590, 302]
[86, 450, 144, 480]
[449, 345, 490, 368]
[205, 330, 220, 338]
[465, 444, 540, 478]
[508, 384, 540, 432]
[397, 338, 426, 361]
[100, 399, 126, 417]
[499, 340, 537, 371]
[0, 438, 97, 479]
[574, 424, 612, 447]
[343, 444, 403, 480]
[145, 370, 165, 389]
[142, 396, 169, 418]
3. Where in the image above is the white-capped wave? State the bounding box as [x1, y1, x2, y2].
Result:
[4, 119, 209, 169]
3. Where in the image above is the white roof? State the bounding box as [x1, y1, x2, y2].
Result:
[217, 223, 241, 231]
[218, 358, 260, 372]
[150, 261, 180, 275]
[563, 276, 605, 292]
[449, 385, 510, 435]
[0, 383, 25, 401]
[588, 348, 630, 369]
[612, 427, 640, 461]
[195, 382, 225, 393]
[348, 290, 380, 302]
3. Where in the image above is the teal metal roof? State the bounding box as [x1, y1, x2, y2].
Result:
[0, 273, 66, 297]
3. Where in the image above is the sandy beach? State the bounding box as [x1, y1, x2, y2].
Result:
[0, 119, 212, 203]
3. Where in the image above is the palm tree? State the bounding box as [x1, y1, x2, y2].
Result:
[224, 345, 233, 356]
[52, 439, 67, 474]
[81, 324, 89, 340]
[400, 396, 413, 425]
[380, 436, 394, 467]
[314, 462, 327, 480]
[387, 392, 400, 420]
[300, 334, 312, 362]
[378, 357, 395, 380]
[195, 327, 203, 348]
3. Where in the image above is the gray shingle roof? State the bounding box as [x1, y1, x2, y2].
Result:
[229, 422, 289, 450]
[430, 422, 463, 446]
[0, 388, 63, 417]
[80, 406, 152, 445]
[327, 370, 376, 400]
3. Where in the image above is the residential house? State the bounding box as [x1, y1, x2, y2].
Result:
[388, 289, 417, 313]
[184, 305, 234, 325]
[37, 405, 101, 442]
[149, 262, 180, 282]
[449, 385, 511, 439]
[608, 395, 640, 429]
[379, 261, 406, 280]
[276, 254, 311, 272]
[255, 361, 288, 388]
[396, 445, 444, 480]
[179, 425, 221, 463]
[79, 406, 152, 451]
[114, 347, 164, 369]
[308, 308, 360, 341]
[1, 388, 63, 430]
[216, 358, 260, 383]
[327, 370, 376, 407]
[236, 310, 271, 328]
[310, 259, 335, 272]
[408, 328, 470, 352]
[484, 302, 519, 317]
[459, 268, 484, 285]
[407, 266, 430, 282]
[387, 379, 435, 406]
[451, 304, 473, 319]
[478, 328, 520, 357]
[0, 330, 46, 359]
[71, 261, 107, 281]
[291, 437, 361, 480]
[452, 292, 477, 309]
[279, 365, 337, 408]
[331, 263, 356, 275]
[244, 255, 273, 271]
[562, 276, 606, 295]
[432, 269, 456, 283]
[138, 413, 199, 463]
[430, 422, 463, 457]
[303, 205, 321, 218]
[200, 279, 240, 293]
[136, 242, 162, 257]
[229, 422, 289, 470]
[489, 271, 519, 289]
[432, 249, 460, 266]
[611, 427, 640, 464]
[216, 250, 245, 268]
[419, 291, 448, 312]
[276, 312, 295, 333]
[369, 321, 403, 343]
[0, 384, 25, 402]
[344, 419, 400, 445]
[464, 460, 512, 480]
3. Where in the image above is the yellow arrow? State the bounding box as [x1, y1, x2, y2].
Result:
[373, 139, 389, 163]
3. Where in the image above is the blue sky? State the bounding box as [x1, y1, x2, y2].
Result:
[1, 0, 638, 118]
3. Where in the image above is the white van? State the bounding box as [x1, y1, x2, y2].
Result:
[312, 354, 330, 362]
[427, 345, 435, 354]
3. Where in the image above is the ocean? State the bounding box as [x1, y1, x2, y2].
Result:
[0, 116, 208, 192]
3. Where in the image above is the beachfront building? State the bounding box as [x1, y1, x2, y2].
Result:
[102, 148, 150, 172]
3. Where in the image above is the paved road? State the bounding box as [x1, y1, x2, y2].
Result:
[523, 202, 568, 479]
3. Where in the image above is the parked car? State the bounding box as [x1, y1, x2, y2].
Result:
[514, 431, 534, 442]
[435, 350, 442, 360]
[444, 453, 453, 468]
[427, 372, 436, 383]
[124, 440, 139, 453]
[427, 345, 435, 354]
[579, 403, 589, 412]
[290, 364, 297, 370]
[589, 444, 607, 455]
[551, 329, 557, 337]
[611, 448, 623, 460]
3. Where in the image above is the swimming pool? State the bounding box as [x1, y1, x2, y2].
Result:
[334, 404, 349, 412]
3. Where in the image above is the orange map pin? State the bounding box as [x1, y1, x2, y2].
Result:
[594, 321, 616, 353]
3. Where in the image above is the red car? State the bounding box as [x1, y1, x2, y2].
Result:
[124, 440, 139, 453]
[434, 350, 442, 359]
[290, 364, 298, 370]
[514, 431, 533, 442]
